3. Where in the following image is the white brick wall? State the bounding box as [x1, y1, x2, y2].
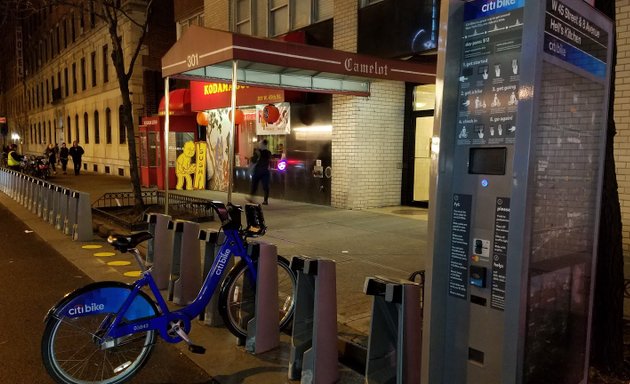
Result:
[331, 80, 406, 209]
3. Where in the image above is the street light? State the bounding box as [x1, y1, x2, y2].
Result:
[11, 133, 20, 143]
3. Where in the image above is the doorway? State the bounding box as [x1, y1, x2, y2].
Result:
[402, 83, 435, 207]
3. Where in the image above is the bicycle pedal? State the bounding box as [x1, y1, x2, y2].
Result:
[188, 344, 206, 354]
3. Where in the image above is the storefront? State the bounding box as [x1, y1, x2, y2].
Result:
[161, 26, 436, 208]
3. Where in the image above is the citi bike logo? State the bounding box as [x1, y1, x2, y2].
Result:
[215, 248, 231, 276]
[68, 302, 105, 316]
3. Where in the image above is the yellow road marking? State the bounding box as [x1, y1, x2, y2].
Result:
[94, 252, 116, 257]
[107, 261, 132, 266]
[124, 271, 142, 277]
[82, 245, 103, 249]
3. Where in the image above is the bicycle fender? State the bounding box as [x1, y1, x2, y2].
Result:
[44, 281, 158, 322]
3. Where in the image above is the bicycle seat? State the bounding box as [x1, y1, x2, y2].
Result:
[107, 232, 153, 252]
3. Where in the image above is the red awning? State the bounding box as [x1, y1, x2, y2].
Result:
[161, 26, 436, 96]
[158, 88, 192, 115]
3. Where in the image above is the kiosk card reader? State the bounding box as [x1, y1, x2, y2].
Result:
[423, 1, 613, 383]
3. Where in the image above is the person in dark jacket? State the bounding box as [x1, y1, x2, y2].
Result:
[59, 142, 69, 175]
[248, 139, 271, 205]
[68, 140, 85, 176]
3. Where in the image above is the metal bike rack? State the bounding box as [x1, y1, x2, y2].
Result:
[144, 213, 174, 289]
[288, 255, 339, 384]
[70, 191, 93, 241]
[198, 229, 231, 326]
[364, 275, 422, 384]
[245, 241, 279, 354]
[167, 219, 202, 305]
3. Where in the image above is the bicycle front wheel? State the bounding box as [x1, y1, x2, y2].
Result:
[218, 255, 296, 339]
[41, 283, 158, 384]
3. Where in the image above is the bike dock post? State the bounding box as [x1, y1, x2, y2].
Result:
[144, 213, 173, 289]
[54, 186, 65, 230]
[36, 180, 45, 217]
[198, 229, 231, 325]
[16, 173, 26, 206]
[167, 219, 202, 305]
[363, 276, 422, 384]
[288, 255, 339, 383]
[48, 183, 59, 224]
[245, 242, 279, 354]
[71, 191, 92, 241]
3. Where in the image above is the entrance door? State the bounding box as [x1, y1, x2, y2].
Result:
[413, 115, 434, 202]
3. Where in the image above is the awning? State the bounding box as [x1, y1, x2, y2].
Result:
[157, 88, 191, 115]
[161, 26, 436, 96]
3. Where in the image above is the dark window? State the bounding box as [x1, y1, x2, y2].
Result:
[38, 122, 42, 144]
[94, 110, 100, 144]
[91, 51, 97, 86]
[63, 19, 68, 48]
[83, 112, 89, 144]
[64, 67, 69, 96]
[102, 45, 109, 83]
[71, 12, 76, 42]
[67, 116, 71, 143]
[118, 106, 126, 144]
[72, 63, 77, 94]
[46, 80, 49, 104]
[80, 57, 86, 91]
[105, 108, 112, 144]
[75, 114, 79, 142]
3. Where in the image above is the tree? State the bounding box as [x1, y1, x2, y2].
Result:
[591, 0, 626, 377]
[1, 0, 154, 210]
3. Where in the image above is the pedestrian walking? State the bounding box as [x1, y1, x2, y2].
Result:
[45, 143, 57, 175]
[248, 139, 271, 205]
[68, 140, 84, 176]
[59, 142, 69, 174]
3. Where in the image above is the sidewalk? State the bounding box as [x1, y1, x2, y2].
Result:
[7, 171, 429, 382]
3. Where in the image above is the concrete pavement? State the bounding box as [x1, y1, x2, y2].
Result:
[2, 171, 429, 383]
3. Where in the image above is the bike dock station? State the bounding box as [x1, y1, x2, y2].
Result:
[0, 168, 93, 241]
[167, 219, 202, 305]
[198, 228, 230, 325]
[364, 275, 422, 384]
[288, 255, 339, 384]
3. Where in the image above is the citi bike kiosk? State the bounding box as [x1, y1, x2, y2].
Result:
[422, 1, 613, 383]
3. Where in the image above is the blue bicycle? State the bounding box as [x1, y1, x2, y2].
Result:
[41, 201, 296, 384]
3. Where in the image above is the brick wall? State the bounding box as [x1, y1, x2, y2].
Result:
[204, 0, 230, 31]
[615, 2, 630, 264]
[333, 0, 357, 52]
[331, 80, 405, 209]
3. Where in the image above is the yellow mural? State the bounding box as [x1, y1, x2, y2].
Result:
[193, 141, 207, 190]
[175, 141, 196, 190]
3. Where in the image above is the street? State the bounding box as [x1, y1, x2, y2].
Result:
[0, 202, 215, 384]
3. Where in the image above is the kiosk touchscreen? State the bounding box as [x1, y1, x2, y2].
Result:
[423, 1, 613, 383]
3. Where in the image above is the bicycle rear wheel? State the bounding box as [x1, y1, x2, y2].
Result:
[218, 255, 296, 339]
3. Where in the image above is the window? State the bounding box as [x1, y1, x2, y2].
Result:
[80, 57, 86, 91]
[48, 121, 52, 143]
[67, 116, 71, 143]
[360, 0, 384, 6]
[102, 45, 109, 83]
[233, 0, 252, 35]
[38, 123, 42, 144]
[75, 114, 79, 143]
[46, 79, 49, 104]
[118, 106, 126, 144]
[72, 63, 77, 94]
[176, 12, 205, 39]
[91, 51, 97, 87]
[94, 110, 100, 144]
[63, 19, 67, 49]
[105, 108, 112, 144]
[83, 112, 89, 143]
[64, 67, 69, 96]
[71, 12, 76, 42]
[233, 0, 332, 37]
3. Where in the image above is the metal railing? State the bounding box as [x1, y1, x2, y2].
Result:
[92, 190, 214, 230]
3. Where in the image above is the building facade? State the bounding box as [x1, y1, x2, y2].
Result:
[0, 1, 175, 177]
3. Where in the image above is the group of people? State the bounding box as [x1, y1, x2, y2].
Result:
[3, 141, 84, 175]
